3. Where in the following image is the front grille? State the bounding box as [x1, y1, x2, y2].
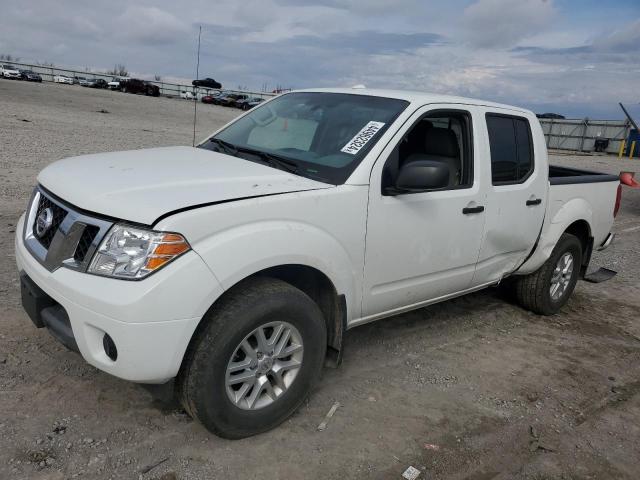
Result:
[24, 187, 113, 273]
[73, 225, 100, 262]
[33, 194, 67, 249]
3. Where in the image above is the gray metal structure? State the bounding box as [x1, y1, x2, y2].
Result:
[539, 117, 631, 154]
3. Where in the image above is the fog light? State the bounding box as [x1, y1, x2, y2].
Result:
[103, 333, 118, 361]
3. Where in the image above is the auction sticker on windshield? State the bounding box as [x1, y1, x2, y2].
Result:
[341, 121, 385, 155]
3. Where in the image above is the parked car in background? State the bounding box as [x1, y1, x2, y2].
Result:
[218, 93, 247, 107]
[202, 92, 226, 104]
[180, 90, 195, 100]
[120, 78, 160, 96]
[87, 78, 108, 89]
[1, 64, 21, 79]
[108, 77, 126, 90]
[192, 77, 222, 89]
[237, 97, 265, 110]
[196, 90, 216, 101]
[230, 95, 252, 108]
[20, 70, 43, 82]
[53, 75, 73, 84]
[74, 76, 89, 86]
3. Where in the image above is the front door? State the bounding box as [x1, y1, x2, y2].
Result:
[361, 106, 488, 321]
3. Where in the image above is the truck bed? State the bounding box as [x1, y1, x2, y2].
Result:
[549, 165, 619, 185]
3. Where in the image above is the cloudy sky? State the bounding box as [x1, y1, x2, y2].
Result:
[2, 0, 639, 118]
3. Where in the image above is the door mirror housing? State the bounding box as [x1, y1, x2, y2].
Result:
[386, 158, 450, 195]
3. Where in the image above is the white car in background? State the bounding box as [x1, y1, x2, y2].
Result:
[180, 90, 195, 100]
[53, 75, 73, 84]
[107, 77, 127, 90]
[1, 64, 21, 79]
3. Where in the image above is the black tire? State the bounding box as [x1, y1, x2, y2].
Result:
[177, 277, 327, 439]
[514, 233, 582, 315]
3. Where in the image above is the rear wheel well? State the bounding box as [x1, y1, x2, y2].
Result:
[564, 220, 592, 276]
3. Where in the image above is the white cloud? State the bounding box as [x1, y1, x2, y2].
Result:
[0, 0, 637, 118]
[463, 0, 556, 48]
[118, 6, 189, 45]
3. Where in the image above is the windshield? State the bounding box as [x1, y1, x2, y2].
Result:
[201, 92, 409, 184]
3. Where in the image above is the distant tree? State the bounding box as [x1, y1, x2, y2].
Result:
[1, 54, 21, 62]
[154, 74, 162, 81]
[107, 64, 128, 77]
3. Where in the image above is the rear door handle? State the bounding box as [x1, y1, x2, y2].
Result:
[462, 205, 485, 214]
[526, 198, 542, 206]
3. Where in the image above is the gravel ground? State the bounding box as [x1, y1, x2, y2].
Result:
[1, 80, 639, 480]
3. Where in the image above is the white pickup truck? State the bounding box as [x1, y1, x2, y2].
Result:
[16, 88, 621, 438]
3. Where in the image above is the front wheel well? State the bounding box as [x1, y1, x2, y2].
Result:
[255, 265, 346, 367]
[185, 265, 347, 372]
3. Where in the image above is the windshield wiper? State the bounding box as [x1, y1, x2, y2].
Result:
[208, 139, 299, 174]
[209, 138, 239, 156]
[235, 146, 299, 174]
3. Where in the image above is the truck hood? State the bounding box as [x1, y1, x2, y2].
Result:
[38, 146, 331, 225]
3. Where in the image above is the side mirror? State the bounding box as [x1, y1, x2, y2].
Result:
[389, 159, 450, 194]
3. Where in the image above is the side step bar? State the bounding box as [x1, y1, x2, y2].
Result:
[583, 267, 617, 283]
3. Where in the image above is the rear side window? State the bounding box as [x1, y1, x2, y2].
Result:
[486, 114, 534, 184]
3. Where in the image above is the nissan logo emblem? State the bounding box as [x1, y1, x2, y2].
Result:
[35, 207, 54, 238]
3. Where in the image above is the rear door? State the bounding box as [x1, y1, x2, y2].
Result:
[473, 110, 548, 285]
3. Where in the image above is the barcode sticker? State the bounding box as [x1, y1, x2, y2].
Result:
[340, 121, 385, 155]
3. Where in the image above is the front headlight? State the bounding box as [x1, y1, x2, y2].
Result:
[88, 224, 190, 279]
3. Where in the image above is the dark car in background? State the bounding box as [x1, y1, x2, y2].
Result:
[120, 78, 160, 96]
[192, 77, 222, 89]
[537, 113, 565, 119]
[87, 78, 108, 89]
[20, 70, 43, 82]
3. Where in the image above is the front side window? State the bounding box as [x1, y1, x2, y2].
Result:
[486, 113, 534, 184]
[201, 92, 409, 184]
[382, 110, 474, 192]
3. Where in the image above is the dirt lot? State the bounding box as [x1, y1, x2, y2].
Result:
[1, 80, 639, 480]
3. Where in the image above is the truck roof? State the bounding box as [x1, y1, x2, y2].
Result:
[296, 87, 531, 115]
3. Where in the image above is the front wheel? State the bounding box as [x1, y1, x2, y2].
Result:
[514, 233, 582, 315]
[178, 277, 327, 438]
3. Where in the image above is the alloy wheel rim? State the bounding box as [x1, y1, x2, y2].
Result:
[225, 321, 304, 410]
[550, 252, 574, 301]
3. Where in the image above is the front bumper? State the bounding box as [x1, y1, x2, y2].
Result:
[15, 214, 224, 383]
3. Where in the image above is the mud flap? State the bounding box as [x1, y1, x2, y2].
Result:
[583, 267, 617, 283]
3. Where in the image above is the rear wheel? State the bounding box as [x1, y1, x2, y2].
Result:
[178, 277, 326, 438]
[514, 233, 582, 315]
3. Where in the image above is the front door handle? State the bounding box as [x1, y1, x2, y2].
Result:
[526, 198, 542, 206]
[462, 205, 485, 214]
